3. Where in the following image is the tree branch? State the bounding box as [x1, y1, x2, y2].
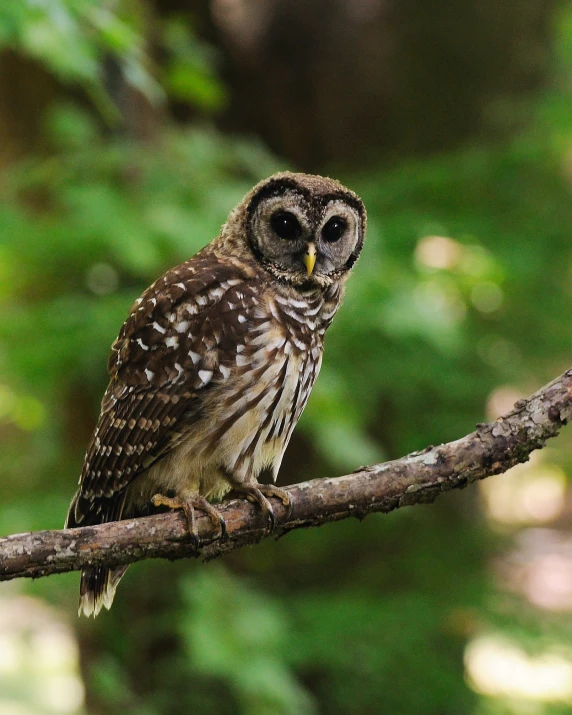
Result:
[2, 368, 572, 582]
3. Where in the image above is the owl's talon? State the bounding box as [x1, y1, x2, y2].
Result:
[218, 514, 228, 541]
[237, 485, 292, 533]
[266, 506, 276, 532]
[258, 485, 293, 521]
[190, 523, 200, 550]
[151, 493, 226, 545]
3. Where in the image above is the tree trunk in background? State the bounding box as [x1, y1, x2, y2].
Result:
[205, 0, 557, 170]
[0, 51, 61, 168]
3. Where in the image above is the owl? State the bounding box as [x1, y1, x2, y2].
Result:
[66, 172, 366, 616]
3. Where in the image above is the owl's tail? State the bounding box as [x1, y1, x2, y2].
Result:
[65, 488, 129, 617]
[78, 565, 128, 618]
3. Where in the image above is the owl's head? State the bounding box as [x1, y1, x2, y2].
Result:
[225, 172, 366, 288]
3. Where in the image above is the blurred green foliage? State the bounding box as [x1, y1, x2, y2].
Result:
[0, 0, 226, 119]
[2, 3, 572, 715]
[0, 0, 158, 117]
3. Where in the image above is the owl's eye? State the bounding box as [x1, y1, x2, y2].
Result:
[322, 216, 347, 243]
[270, 211, 302, 240]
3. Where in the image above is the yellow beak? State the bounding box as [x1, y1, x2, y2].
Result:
[303, 243, 317, 276]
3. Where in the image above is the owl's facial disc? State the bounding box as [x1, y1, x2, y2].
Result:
[250, 190, 362, 284]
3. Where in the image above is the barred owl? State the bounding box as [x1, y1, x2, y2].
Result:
[66, 172, 366, 616]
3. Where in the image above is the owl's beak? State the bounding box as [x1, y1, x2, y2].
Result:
[303, 243, 317, 276]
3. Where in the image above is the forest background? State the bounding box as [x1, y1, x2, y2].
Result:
[2, 2, 572, 714]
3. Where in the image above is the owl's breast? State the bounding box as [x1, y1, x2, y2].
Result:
[179, 290, 324, 480]
[161, 283, 338, 489]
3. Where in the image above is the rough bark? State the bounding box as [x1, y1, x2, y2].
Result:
[1, 367, 572, 582]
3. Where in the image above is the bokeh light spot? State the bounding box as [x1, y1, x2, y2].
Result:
[86, 262, 119, 296]
[466, 634, 572, 702]
[471, 281, 503, 313]
[415, 235, 461, 270]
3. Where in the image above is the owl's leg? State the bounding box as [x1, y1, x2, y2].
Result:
[151, 493, 226, 547]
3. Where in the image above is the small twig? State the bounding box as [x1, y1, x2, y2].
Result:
[2, 368, 572, 581]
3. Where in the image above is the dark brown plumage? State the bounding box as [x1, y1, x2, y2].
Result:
[65, 172, 366, 616]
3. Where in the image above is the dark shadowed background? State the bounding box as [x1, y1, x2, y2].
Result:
[2, 1, 572, 713]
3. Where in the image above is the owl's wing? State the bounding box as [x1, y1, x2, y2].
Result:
[69, 251, 259, 526]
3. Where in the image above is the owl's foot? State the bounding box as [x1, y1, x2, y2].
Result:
[239, 484, 292, 532]
[151, 493, 227, 548]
